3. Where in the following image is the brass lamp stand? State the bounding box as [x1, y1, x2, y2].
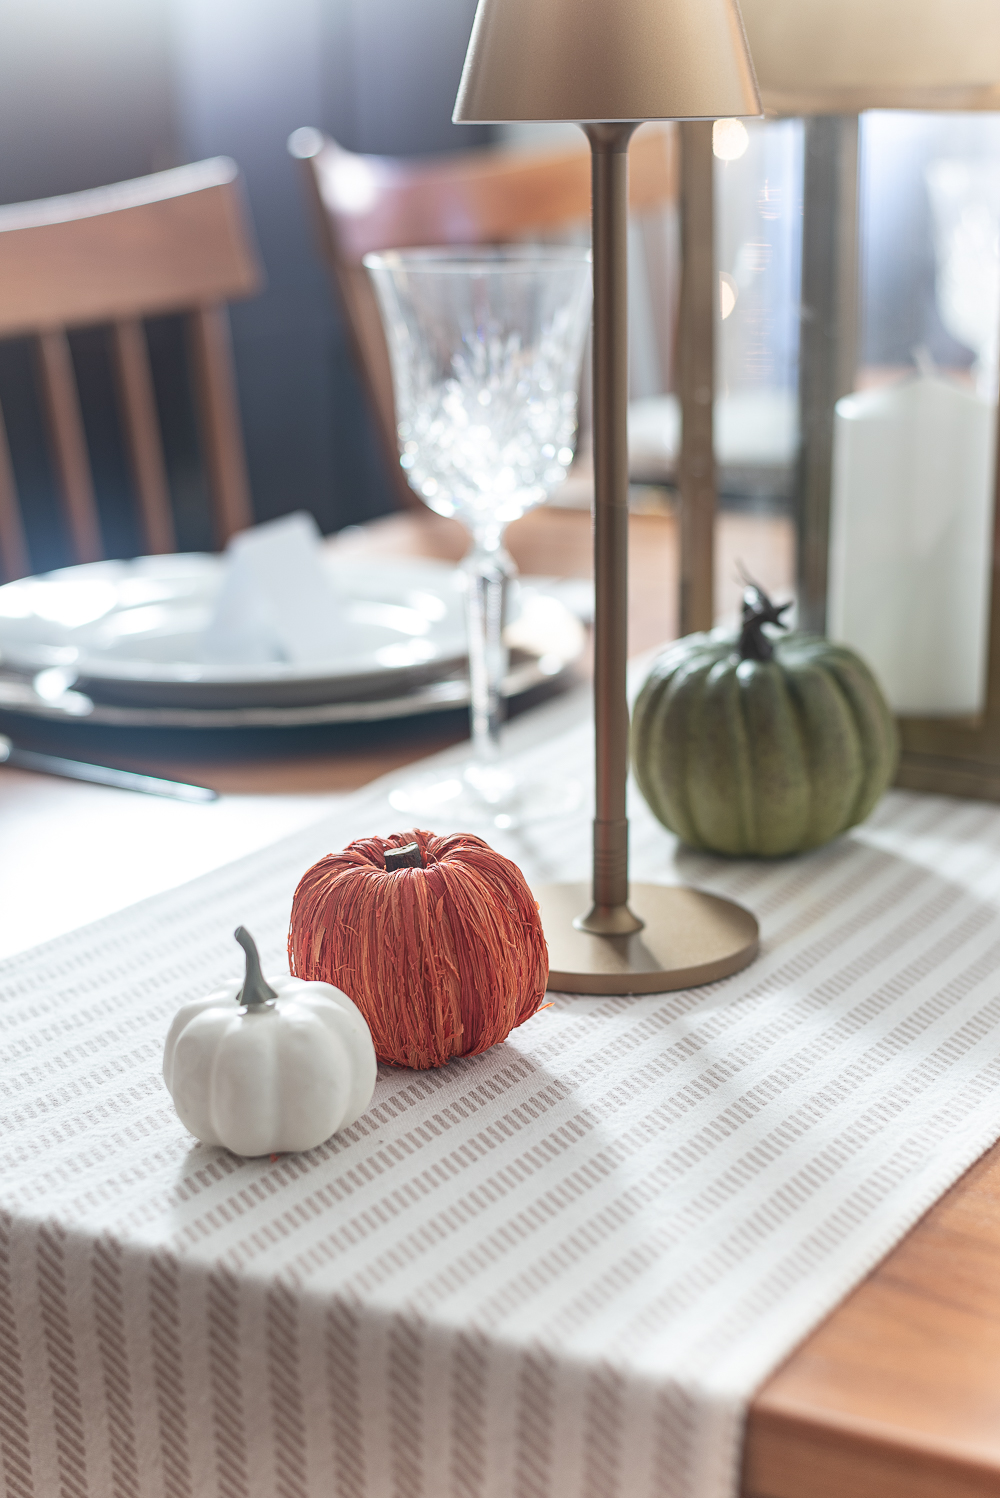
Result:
[454, 0, 762, 994]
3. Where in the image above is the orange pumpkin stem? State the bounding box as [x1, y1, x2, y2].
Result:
[383, 841, 425, 871]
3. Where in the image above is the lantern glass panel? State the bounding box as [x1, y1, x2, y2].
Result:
[828, 112, 1000, 721]
[713, 116, 803, 621]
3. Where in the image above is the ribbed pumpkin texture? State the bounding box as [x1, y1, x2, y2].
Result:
[632, 630, 899, 857]
[288, 829, 549, 1069]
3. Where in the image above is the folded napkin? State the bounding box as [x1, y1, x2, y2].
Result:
[199, 511, 345, 665]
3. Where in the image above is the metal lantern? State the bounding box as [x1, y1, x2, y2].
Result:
[741, 0, 1000, 798]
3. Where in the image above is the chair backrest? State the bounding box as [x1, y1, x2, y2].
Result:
[0, 157, 263, 581]
[290, 126, 677, 512]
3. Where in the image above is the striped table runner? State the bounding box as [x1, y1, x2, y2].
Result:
[3, 692, 1000, 1498]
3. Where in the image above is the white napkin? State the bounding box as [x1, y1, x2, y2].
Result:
[199, 511, 344, 666]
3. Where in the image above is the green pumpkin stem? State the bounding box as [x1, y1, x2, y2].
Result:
[235, 926, 278, 1009]
[736, 579, 792, 663]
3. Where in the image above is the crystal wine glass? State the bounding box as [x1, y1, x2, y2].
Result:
[364, 246, 592, 829]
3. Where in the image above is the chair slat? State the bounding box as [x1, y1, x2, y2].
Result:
[297, 150, 417, 514]
[110, 319, 176, 555]
[188, 305, 252, 546]
[36, 330, 103, 564]
[0, 400, 29, 581]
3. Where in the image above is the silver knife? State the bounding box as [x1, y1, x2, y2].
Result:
[0, 735, 218, 802]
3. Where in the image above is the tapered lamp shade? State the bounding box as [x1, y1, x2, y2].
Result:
[454, 0, 761, 123]
[739, 0, 1000, 114]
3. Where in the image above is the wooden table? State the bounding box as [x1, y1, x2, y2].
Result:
[3, 503, 998, 1498]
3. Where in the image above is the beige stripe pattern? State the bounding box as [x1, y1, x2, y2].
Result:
[0, 1216, 33, 1498]
[3, 704, 1000, 1498]
[92, 1235, 141, 1498]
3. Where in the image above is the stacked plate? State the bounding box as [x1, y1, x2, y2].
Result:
[0, 553, 586, 729]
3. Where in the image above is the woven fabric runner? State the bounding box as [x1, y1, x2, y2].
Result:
[3, 692, 1000, 1498]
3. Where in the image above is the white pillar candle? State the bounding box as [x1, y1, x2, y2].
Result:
[828, 373, 996, 716]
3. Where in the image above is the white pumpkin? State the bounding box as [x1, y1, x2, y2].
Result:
[163, 927, 377, 1156]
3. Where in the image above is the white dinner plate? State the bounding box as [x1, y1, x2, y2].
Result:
[0, 589, 585, 729]
[0, 554, 473, 709]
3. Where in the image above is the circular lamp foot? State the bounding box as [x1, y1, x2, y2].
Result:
[535, 882, 759, 995]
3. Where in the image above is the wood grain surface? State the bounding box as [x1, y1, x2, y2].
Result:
[745, 1141, 1000, 1498]
[0, 157, 261, 337]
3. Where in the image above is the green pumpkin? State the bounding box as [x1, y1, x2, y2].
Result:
[631, 584, 899, 857]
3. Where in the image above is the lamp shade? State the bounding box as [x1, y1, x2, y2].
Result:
[739, 0, 1000, 114]
[453, 0, 760, 124]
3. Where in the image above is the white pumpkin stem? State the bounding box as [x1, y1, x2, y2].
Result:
[234, 927, 278, 1009]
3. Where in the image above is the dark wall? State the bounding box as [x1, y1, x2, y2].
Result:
[0, 1, 177, 202]
[0, 0, 487, 566]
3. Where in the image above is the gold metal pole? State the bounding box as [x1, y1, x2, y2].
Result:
[580, 122, 643, 935]
[534, 124, 759, 994]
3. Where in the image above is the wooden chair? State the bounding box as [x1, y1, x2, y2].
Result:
[289, 125, 677, 513]
[0, 157, 263, 581]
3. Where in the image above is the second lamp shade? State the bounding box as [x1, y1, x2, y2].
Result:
[454, 0, 760, 123]
[739, 0, 1000, 113]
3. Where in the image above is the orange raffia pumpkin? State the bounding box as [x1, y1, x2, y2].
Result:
[287, 829, 549, 1069]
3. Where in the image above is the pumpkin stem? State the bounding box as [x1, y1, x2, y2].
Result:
[736, 577, 792, 662]
[383, 841, 425, 871]
[234, 927, 278, 1009]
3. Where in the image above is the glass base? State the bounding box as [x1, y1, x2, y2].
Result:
[387, 761, 583, 832]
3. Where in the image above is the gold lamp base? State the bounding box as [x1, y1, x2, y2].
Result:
[536, 882, 759, 995]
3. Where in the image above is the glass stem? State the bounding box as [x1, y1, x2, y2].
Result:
[463, 528, 515, 767]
